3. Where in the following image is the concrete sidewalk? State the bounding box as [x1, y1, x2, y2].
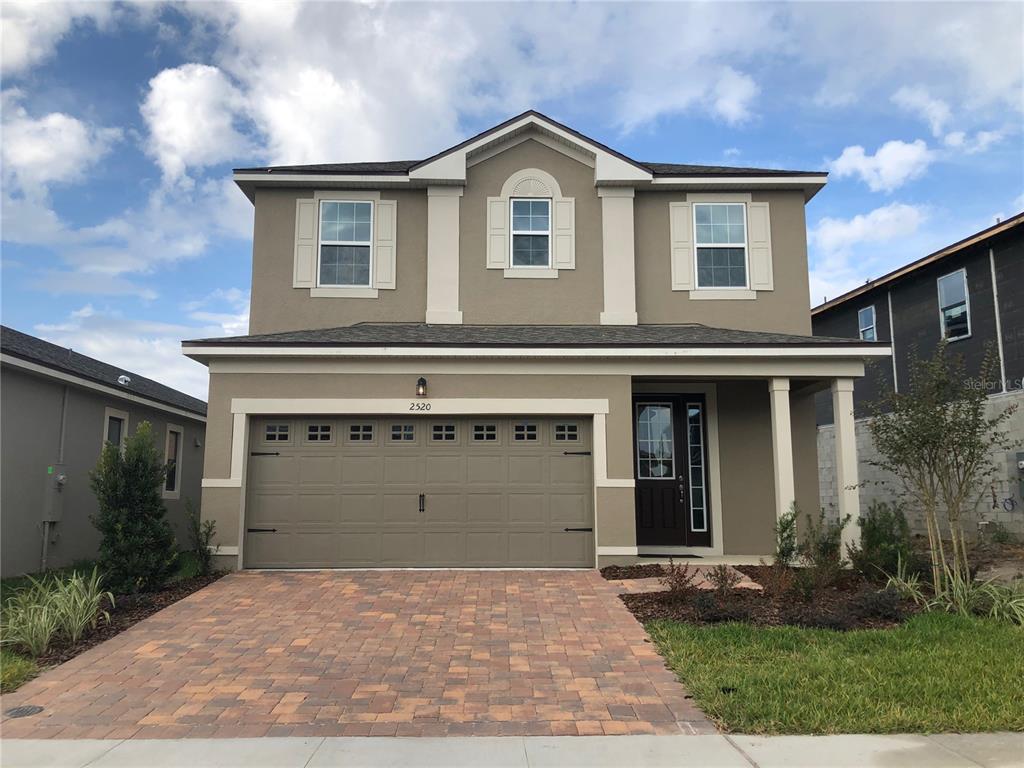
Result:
[2, 733, 1021, 768]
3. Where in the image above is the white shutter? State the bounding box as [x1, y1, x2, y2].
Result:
[486, 196, 508, 269]
[747, 201, 773, 291]
[669, 202, 694, 291]
[293, 198, 317, 288]
[374, 199, 398, 290]
[552, 198, 575, 270]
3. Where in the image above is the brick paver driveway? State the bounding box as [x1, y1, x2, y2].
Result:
[1, 570, 712, 739]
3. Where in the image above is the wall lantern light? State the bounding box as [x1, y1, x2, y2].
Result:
[416, 377, 428, 397]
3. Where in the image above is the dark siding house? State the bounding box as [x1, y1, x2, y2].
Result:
[814, 212, 1024, 425]
[812, 213, 1024, 538]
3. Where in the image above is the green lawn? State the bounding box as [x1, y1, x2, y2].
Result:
[647, 612, 1024, 734]
[0, 648, 38, 692]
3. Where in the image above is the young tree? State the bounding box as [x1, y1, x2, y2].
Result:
[90, 421, 178, 593]
[868, 345, 1015, 590]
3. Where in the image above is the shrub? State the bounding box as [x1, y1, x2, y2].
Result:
[659, 559, 699, 601]
[1, 576, 61, 657]
[185, 499, 217, 577]
[707, 564, 742, 594]
[847, 501, 917, 582]
[852, 588, 905, 622]
[757, 559, 796, 598]
[774, 504, 799, 567]
[53, 568, 114, 644]
[779, 604, 853, 631]
[987, 521, 1018, 546]
[90, 421, 178, 594]
[797, 508, 850, 590]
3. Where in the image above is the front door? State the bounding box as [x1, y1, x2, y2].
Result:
[633, 395, 711, 548]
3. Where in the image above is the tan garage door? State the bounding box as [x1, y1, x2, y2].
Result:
[244, 416, 594, 568]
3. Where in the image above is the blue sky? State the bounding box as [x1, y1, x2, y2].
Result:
[2, 1, 1021, 399]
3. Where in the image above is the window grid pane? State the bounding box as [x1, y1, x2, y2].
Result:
[265, 424, 289, 442]
[432, 424, 456, 441]
[390, 424, 415, 442]
[348, 424, 374, 442]
[307, 424, 332, 442]
[513, 423, 538, 441]
[554, 423, 579, 442]
[472, 424, 497, 441]
[687, 404, 707, 531]
[510, 198, 551, 267]
[165, 430, 180, 491]
[858, 306, 876, 341]
[636, 404, 673, 479]
[694, 203, 747, 288]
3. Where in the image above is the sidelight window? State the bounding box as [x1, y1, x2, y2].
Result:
[687, 403, 708, 532]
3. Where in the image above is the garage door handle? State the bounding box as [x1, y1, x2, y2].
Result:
[419, 493, 425, 513]
[247, 528, 277, 533]
[250, 451, 280, 456]
[562, 451, 591, 456]
[564, 527, 593, 532]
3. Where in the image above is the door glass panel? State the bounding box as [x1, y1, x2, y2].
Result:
[687, 403, 707, 531]
[636, 404, 674, 479]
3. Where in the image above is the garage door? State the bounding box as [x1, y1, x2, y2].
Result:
[244, 416, 594, 568]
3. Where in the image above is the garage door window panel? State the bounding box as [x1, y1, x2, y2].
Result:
[513, 423, 539, 442]
[264, 423, 292, 444]
[305, 423, 334, 444]
[390, 424, 416, 443]
[472, 423, 499, 443]
[348, 424, 375, 443]
[432, 424, 457, 442]
[554, 423, 579, 442]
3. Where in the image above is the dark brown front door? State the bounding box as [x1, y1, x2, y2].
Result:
[633, 396, 712, 548]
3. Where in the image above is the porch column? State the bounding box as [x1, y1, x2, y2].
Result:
[832, 378, 861, 552]
[768, 378, 796, 522]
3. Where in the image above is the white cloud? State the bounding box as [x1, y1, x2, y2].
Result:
[712, 68, 759, 125]
[811, 202, 927, 256]
[1, 90, 122, 195]
[0, 1, 113, 76]
[892, 86, 951, 137]
[141, 64, 252, 183]
[34, 292, 250, 400]
[943, 129, 1003, 155]
[829, 140, 933, 192]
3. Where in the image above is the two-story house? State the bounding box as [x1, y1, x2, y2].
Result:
[183, 111, 888, 570]
[813, 212, 1024, 538]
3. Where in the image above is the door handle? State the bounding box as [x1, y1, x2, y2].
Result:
[418, 493, 425, 513]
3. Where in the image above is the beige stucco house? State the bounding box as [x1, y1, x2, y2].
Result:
[184, 111, 888, 570]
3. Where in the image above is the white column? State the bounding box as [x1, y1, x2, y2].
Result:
[832, 378, 861, 552]
[425, 186, 463, 324]
[597, 187, 638, 325]
[768, 378, 796, 522]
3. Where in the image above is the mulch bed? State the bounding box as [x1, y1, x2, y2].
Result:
[34, 572, 225, 667]
[600, 563, 666, 580]
[621, 565, 916, 630]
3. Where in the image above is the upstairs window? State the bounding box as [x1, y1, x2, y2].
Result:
[938, 269, 970, 340]
[510, 198, 550, 267]
[164, 425, 183, 498]
[694, 203, 747, 288]
[858, 306, 877, 341]
[319, 201, 373, 287]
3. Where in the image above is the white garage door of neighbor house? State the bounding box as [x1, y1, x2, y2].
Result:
[244, 416, 594, 568]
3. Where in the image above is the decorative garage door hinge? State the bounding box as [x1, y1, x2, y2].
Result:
[247, 528, 277, 533]
[562, 450, 591, 456]
[250, 451, 280, 456]
[563, 527, 594, 532]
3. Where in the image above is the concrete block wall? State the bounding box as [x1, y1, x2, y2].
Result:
[817, 390, 1024, 539]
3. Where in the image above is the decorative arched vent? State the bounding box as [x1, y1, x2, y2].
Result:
[511, 177, 552, 198]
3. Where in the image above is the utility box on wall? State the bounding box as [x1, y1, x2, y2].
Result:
[41, 464, 67, 523]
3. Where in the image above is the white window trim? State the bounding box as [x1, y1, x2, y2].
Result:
[509, 197, 552, 269]
[692, 202, 750, 291]
[316, 199, 374, 289]
[163, 424, 184, 500]
[858, 305, 877, 341]
[937, 268, 972, 342]
[102, 407, 129, 453]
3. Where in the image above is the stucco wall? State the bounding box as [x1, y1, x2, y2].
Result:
[817, 389, 1024, 539]
[458, 139, 605, 324]
[0, 366, 205, 577]
[634, 190, 813, 334]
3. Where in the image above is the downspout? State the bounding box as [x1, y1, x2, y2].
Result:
[41, 384, 70, 572]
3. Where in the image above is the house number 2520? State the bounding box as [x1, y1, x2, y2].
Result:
[409, 402, 431, 411]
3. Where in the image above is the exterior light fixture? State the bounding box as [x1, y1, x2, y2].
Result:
[416, 377, 428, 397]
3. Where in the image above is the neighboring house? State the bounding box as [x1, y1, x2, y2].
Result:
[183, 110, 888, 570]
[813, 213, 1024, 537]
[1, 326, 207, 577]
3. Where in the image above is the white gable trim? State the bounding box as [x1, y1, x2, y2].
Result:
[410, 114, 652, 184]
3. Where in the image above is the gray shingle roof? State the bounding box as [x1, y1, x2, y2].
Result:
[2, 326, 207, 417]
[185, 323, 877, 349]
[235, 160, 823, 178]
